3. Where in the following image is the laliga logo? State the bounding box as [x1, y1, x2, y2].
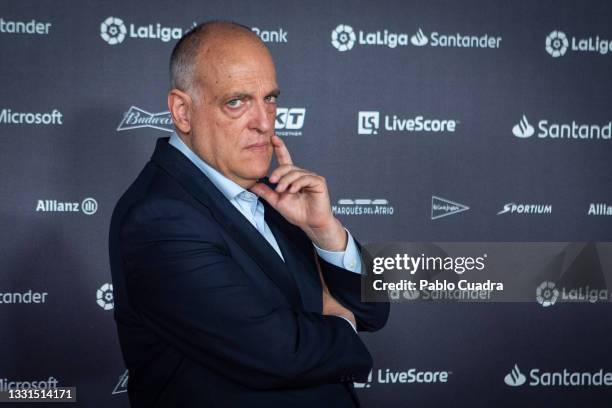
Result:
[546, 30, 569, 57]
[504, 364, 527, 387]
[100, 17, 127, 45]
[410, 28, 428, 46]
[536, 281, 559, 307]
[331, 24, 356, 52]
[97, 283, 114, 311]
[512, 115, 535, 138]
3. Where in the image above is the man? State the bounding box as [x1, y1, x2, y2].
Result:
[109, 21, 388, 407]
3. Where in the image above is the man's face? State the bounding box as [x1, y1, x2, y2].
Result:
[188, 37, 278, 188]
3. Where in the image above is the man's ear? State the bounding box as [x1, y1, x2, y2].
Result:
[168, 89, 193, 134]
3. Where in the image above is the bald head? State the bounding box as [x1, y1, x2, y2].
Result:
[170, 21, 270, 101]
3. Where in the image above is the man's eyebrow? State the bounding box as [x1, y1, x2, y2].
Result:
[221, 89, 280, 101]
[222, 92, 250, 101]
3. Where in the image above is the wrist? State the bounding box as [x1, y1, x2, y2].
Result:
[307, 217, 347, 252]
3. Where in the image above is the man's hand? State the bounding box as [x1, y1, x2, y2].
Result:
[250, 134, 347, 251]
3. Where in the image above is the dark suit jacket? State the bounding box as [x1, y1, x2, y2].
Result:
[109, 137, 389, 407]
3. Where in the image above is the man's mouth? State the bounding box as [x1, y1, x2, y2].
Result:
[245, 142, 270, 151]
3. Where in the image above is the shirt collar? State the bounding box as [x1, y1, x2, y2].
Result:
[168, 132, 246, 201]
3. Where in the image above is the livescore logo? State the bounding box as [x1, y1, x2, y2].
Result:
[358, 111, 458, 135]
[354, 368, 452, 389]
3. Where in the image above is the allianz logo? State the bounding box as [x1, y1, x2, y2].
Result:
[505, 364, 612, 387]
[588, 203, 612, 216]
[497, 202, 552, 215]
[512, 114, 612, 141]
[358, 111, 458, 135]
[545, 30, 612, 58]
[275, 107, 305, 136]
[536, 281, 611, 308]
[332, 198, 394, 216]
[36, 198, 98, 215]
[100, 16, 193, 45]
[354, 368, 451, 388]
[410, 27, 502, 49]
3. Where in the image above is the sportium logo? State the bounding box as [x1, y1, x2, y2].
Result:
[358, 111, 458, 135]
[409, 27, 502, 49]
[431, 196, 469, 220]
[100, 16, 191, 45]
[331, 24, 409, 51]
[497, 202, 552, 215]
[504, 363, 612, 387]
[545, 30, 612, 58]
[354, 368, 451, 388]
[332, 198, 394, 216]
[36, 198, 98, 215]
[275, 107, 305, 136]
[512, 115, 611, 141]
[117, 106, 173, 132]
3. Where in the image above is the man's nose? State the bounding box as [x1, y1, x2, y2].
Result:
[249, 100, 273, 133]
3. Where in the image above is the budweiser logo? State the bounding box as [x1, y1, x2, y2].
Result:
[117, 106, 173, 132]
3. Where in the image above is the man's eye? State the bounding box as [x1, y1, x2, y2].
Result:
[265, 95, 278, 104]
[226, 99, 243, 108]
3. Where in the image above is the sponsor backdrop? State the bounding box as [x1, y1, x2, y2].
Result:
[1, 0, 611, 406]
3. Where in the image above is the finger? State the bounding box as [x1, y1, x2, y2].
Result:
[272, 134, 293, 166]
[275, 169, 312, 193]
[269, 164, 297, 184]
[285, 174, 325, 194]
[249, 182, 280, 207]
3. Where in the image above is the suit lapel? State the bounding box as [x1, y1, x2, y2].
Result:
[150, 138, 303, 310]
[264, 200, 322, 313]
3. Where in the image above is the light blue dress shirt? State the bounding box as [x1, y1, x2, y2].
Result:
[168, 133, 362, 274]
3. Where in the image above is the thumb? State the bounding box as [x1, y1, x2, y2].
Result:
[250, 182, 280, 207]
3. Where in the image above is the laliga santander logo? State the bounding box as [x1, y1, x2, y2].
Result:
[331, 24, 356, 51]
[410, 28, 428, 46]
[100, 17, 127, 45]
[546, 30, 569, 57]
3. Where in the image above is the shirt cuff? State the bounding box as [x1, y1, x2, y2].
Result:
[313, 229, 362, 274]
[335, 315, 357, 332]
